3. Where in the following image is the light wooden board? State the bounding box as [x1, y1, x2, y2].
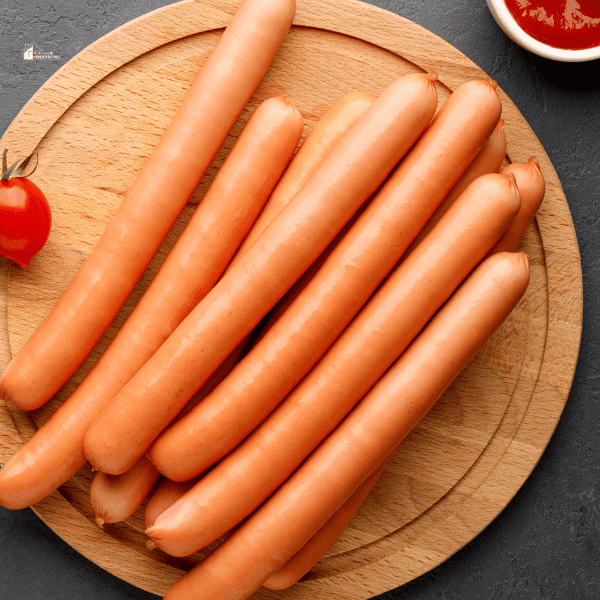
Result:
[0, 0, 582, 598]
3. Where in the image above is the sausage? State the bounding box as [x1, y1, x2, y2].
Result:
[229, 90, 375, 267]
[161, 251, 531, 600]
[0, 0, 297, 412]
[90, 456, 159, 528]
[263, 453, 393, 590]
[82, 72, 440, 475]
[148, 79, 502, 482]
[145, 478, 196, 530]
[403, 117, 507, 257]
[0, 95, 302, 509]
[489, 157, 545, 254]
[145, 172, 520, 556]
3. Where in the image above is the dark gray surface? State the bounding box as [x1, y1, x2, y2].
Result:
[0, 1, 598, 598]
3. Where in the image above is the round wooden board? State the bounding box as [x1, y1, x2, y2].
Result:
[0, 0, 582, 598]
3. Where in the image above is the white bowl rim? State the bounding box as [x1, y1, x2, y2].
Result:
[487, 0, 600, 62]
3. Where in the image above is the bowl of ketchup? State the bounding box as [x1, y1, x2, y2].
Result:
[487, 0, 600, 61]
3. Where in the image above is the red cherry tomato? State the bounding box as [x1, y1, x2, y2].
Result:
[0, 176, 52, 269]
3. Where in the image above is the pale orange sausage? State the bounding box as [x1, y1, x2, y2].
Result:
[403, 117, 507, 256]
[83, 72, 440, 475]
[489, 157, 545, 254]
[148, 79, 502, 482]
[145, 173, 520, 556]
[0, 0, 296, 412]
[91, 456, 160, 528]
[0, 95, 302, 510]
[162, 252, 530, 600]
[145, 478, 196, 530]
[263, 454, 393, 590]
[229, 90, 376, 266]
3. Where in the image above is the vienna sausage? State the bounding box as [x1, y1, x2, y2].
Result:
[229, 90, 375, 266]
[145, 478, 196, 530]
[6, 90, 364, 513]
[83, 72, 439, 475]
[0, 95, 302, 509]
[146, 172, 520, 556]
[91, 456, 159, 528]
[162, 252, 531, 600]
[149, 79, 502, 482]
[0, 0, 297, 411]
[263, 454, 392, 590]
[403, 117, 506, 256]
[489, 157, 545, 254]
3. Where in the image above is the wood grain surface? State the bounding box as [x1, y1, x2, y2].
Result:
[0, 0, 582, 598]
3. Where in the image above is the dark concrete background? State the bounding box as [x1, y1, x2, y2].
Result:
[0, 1, 598, 598]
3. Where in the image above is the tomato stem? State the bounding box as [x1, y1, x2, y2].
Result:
[1, 148, 38, 181]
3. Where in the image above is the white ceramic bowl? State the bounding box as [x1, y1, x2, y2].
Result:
[487, 0, 600, 62]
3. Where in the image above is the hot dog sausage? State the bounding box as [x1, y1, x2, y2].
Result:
[403, 117, 507, 257]
[0, 95, 302, 509]
[51, 92, 369, 519]
[0, 0, 297, 411]
[83, 72, 439, 475]
[489, 157, 545, 254]
[145, 172, 520, 556]
[91, 456, 160, 528]
[145, 478, 196, 530]
[148, 79, 502, 482]
[161, 251, 530, 600]
[262, 453, 393, 590]
[229, 90, 375, 266]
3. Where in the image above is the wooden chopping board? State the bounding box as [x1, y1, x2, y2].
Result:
[0, 0, 582, 598]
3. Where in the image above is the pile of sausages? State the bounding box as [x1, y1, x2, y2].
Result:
[0, 0, 545, 598]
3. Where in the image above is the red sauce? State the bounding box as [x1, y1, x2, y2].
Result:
[504, 0, 600, 50]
